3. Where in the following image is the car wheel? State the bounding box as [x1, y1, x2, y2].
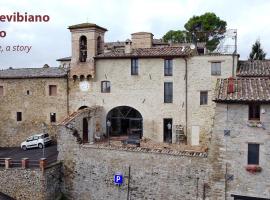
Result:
[22, 145, 27, 151]
[38, 143, 43, 149]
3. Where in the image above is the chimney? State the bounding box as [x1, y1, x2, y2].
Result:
[227, 77, 234, 93]
[125, 39, 132, 54]
[43, 64, 50, 68]
[131, 32, 153, 49]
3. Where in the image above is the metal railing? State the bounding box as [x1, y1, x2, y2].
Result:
[0, 156, 57, 170]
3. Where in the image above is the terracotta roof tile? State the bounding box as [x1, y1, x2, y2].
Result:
[96, 46, 192, 58]
[214, 78, 270, 102]
[237, 60, 270, 77]
[68, 23, 107, 31]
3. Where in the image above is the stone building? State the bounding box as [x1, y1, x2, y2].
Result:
[0, 67, 68, 146]
[0, 22, 238, 147]
[212, 60, 270, 200]
[0, 22, 270, 200]
[57, 22, 237, 146]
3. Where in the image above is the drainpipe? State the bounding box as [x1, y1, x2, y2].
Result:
[184, 57, 188, 143]
[232, 31, 237, 77]
[232, 54, 235, 77]
[66, 69, 70, 115]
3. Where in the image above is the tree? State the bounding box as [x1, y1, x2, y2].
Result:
[162, 30, 191, 43]
[249, 40, 266, 60]
[162, 12, 227, 51]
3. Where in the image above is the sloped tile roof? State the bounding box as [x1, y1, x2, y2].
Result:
[0, 67, 67, 79]
[214, 78, 270, 102]
[56, 56, 71, 61]
[68, 23, 107, 31]
[96, 46, 192, 58]
[237, 60, 270, 77]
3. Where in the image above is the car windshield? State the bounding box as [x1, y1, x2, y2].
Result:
[41, 133, 49, 139]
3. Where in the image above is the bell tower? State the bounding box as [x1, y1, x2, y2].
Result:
[68, 23, 107, 80]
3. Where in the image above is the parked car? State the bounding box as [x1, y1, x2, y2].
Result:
[21, 133, 51, 150]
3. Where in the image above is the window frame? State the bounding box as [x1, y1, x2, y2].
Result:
[50, 112, 56, 123]
[49, 85, 57, 96]
[164, 82, 173, 103]
[248, 104, 260, 121]
[211, 62, 221, 76]
[248, 143, 260, 165]
[101, 81, 111, 93]
[164, 59, 173, 76]
[200, 91, 208, 105]
[0, 85, 3, 96]
[16, 112, 22, 122]
[131, 58, 139, 75]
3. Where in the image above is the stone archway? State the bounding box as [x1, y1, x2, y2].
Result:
[78, 106, 89, 110]
[106, 106, 143, 138]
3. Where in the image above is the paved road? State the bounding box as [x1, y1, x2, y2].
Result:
[0, 192, 15, 200]
[0, 144, 58, 162]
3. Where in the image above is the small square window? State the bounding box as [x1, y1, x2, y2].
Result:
[200, 91, 208, 105]
[248, 143, 259, 165]
[49, 85, 57, 96]
[211, 62, 221, 75]
[17, 112, 22, 121]
[131, 58, 138, 75]
[0, 86, 3, 96]
[164, 59, 173, 76]
[101, 81, 111, 93]
[249, 104, 260, 120]
[50, 113, 56, 123]
[26, 90, 30, 95]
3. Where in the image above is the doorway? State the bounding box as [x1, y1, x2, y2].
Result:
[164, 118, 172, 143]
[83, 118, 88, 143]
[106, 106, 143, 138]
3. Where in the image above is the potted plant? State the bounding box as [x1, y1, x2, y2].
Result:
[245, 165, 262, 173]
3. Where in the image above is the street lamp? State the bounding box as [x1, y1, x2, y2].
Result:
[107, 120, 111, 146]
[41, 122, 47, 158]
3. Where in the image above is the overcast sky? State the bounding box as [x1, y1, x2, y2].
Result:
[0, 0, 270, 69]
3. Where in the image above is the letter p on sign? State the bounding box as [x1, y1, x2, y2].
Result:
[114, 173, 123, 185]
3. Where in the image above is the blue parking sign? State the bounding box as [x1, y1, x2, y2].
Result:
[114, 173, 123, 185]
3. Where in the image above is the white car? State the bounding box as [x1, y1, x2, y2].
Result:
[21, 133, 51, 150]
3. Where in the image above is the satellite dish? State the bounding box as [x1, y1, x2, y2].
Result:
[190, 44, 196, 50]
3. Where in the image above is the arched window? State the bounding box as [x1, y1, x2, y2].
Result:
[72, 75, 78, 82]
[79, 36, 87, 62]
[80, 75, 85, 81]
[97, 36, 102, 55]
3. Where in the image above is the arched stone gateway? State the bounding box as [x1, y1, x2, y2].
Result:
[106, 106, 143, 138]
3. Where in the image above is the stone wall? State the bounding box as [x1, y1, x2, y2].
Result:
[0, 77, 68, 147]
[58, 143, 211, 199]
[56, 114, 230, 200]
[187, 55, 237, 146]
[68, 54, 236, 146]
[212, 103, 270, 199]
[0, 163, 62, 200]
